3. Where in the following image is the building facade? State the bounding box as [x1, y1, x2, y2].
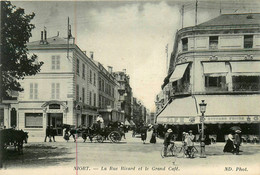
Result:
[157, 13, 260, 141]
[17, 32, 99, 137]
[97, 63, 124, 125]
[113, 70, 133, 121]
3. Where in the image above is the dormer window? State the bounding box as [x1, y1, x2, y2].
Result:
[209, 36, 218, 50]
[182, 38, 188, 52]
[244, 35, 253, 48]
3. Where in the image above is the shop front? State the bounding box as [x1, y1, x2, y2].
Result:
[156, 95, 260, 142]
[42, 101, 68, 136]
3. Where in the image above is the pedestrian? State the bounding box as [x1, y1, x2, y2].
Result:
[233, 130, 241, 155]
[50, 125, 56, 142]
[223, 133, 234, 153]
[64, 127, 70, 142]
[163, 128, 174, 157]
[44, 125, 51, 142]
[150, 128, 157, 144]
[186, 130, 195, 158]
[140, 125, 147, 144]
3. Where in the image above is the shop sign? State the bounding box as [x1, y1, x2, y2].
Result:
[205, 116, 260, 123]
[49, 104, 60, 109]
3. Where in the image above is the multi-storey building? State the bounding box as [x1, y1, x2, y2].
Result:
[157, 13, 260, 141]
[96, 63, 124, 125]
[113, 70, 133, 121]
[18, 31, 99, 137]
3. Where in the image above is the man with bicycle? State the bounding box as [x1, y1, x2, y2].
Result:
[163, 128, 174, 157]
[186, 130, 195, 158]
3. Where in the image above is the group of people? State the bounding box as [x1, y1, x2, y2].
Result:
[44, 125, 56, 142]
[223, 130, 241, 155]
[163, 129, 196, 158]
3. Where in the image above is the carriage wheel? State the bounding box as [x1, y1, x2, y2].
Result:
[93, 134, 104, 143]
[109, 131, 121, 143]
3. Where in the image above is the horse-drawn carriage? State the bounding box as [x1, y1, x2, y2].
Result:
[63, 122, 124, 143]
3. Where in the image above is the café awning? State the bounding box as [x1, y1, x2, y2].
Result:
[156, 96, 199, 125]
[203, 62, 227, 76]
[230, 61, 260, 76]
[195, 95, 260, 124]
[169, 63, 189, 82]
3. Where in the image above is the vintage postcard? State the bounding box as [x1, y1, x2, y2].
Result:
[0, 0, 260, 175]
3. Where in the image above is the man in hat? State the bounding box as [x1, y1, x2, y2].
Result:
[186, 130, 195, 158]
[163, 128, 174, 157]
[233, 130, 241, 155]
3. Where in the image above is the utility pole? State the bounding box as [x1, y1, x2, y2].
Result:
[220, 1, 222, 15]
[181, 5, 184, 28]
[67, 17, 72, 61]
[165, 44, 168, 75]
[195, 0, 198, 25]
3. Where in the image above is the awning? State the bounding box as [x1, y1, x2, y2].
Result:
[203, 62, 227, 76]
[169, 63, 189, 82]
[195, 95, 260, 124]
[156, 96, 199, 125]
[230, 61, 260, 76]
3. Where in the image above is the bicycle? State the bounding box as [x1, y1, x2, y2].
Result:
[178, 143, 199, 158]
[161, 141, 178, 158]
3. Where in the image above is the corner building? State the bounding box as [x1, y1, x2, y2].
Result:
[18, 33, 99, 137]
[157, 13, 260, 141]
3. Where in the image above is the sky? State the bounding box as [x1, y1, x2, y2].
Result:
[13, 0, 260, 111]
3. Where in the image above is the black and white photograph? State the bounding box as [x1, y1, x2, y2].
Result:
[0, 0, 260, 175]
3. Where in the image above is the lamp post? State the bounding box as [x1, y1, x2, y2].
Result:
[199, 100, 207, 158]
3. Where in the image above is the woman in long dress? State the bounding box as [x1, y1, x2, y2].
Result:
[150, 128, 157, 144]
[223, 133, 234, 153]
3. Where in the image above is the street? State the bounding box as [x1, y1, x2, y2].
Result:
[1, 131, 260, 175]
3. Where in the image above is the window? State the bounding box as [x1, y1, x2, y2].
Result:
[232, 76, 260, 91]
[94, 73, 96, 86]
[82, 63, 85, 79]
[76, 84, 79, 101]
[209, 36, 218, 50]
[89, 92, 92, 105]
[51, 83, 60, 99]
[205, 76, 226, 88]
[101, 79, 104, 92]
[99, 95, 101, 107]
[51, 56, 60, 70]
[90, 70, 92, 84]
[94, 93, 96, 107]
[77, 59, 80, 75]
[25, 113, 43, 128]
[82, 87, 85, 103]
[182, 38, 188, 52]
[30, 83, 38, 99]
[99, 77, 101, 90]
[244, 35, 253, 48]
[112, 87, 114, 97]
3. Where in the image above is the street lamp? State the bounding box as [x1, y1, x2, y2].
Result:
[199, 100, 207, 158]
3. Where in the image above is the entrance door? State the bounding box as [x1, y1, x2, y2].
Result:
[10, 108, 17, 128]
[47, 113, 63, 136]
[88, 115, 93, 127]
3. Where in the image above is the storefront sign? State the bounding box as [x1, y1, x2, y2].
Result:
[49, 104, 61, 109]
[205, 116, 260, 123]
[157, 116, 260, 124]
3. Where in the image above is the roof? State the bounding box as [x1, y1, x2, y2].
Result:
[27, 36, 69, 46]
[198, 13, 260, 27]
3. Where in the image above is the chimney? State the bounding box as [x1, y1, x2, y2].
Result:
[108, 66, 113, 74]
[40, 31, 44, 44]
[90, 51, 94, 59]
[44, 29, 47, 41]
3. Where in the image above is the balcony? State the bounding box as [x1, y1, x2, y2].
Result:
[233, 83, 260, 92]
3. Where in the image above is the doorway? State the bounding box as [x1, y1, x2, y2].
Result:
[47, 113, 63, 136]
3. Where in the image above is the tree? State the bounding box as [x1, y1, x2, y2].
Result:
[1, 1, 43, 99]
